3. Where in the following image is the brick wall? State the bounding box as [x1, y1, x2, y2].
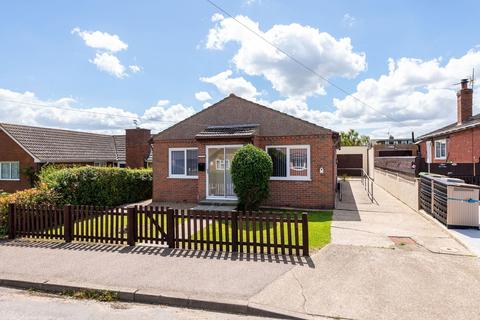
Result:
[0, 129, 35, 192]
[420, 127, 480, 165]
[152, 134, 337, 209]
[126, 128, 151, 168]
[256, 135, 336, 209]
[152, 140, 198, 203]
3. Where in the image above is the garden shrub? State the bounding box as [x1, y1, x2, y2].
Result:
[0, 186, 58, 236]
[38, 166, 153, 206]
[231, 144, 273, 211]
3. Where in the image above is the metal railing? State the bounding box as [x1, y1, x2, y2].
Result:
[361, 169, 375, 203]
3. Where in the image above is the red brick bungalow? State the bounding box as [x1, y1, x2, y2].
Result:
[151, 94, 340, 209]
[0, 123, 152, 193]
[417, 79, 480, 179]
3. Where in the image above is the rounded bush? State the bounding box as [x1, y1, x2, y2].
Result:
[231, 144, 273, 211]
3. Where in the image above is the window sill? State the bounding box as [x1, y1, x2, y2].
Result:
[434, 157, 446, 161]
[0, 179, 20, 181]
[168, 176, 198, 179]
[269, 177, 311, 182]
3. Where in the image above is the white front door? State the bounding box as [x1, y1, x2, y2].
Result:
[206, 145, 241, 199]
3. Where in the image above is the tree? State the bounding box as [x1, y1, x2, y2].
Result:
[340, 129, 370, 146]
[231, 144, 273, 211]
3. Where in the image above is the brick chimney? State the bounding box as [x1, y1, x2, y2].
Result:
[125, 128, 151, 168]
[457, 78, 473, 125]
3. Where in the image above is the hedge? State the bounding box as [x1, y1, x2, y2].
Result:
[38, 166, 153, 207]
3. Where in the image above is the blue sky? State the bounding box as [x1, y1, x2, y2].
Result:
[1, 0, 480, 137]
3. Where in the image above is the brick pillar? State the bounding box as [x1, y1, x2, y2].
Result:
[126, 128, 151, 168]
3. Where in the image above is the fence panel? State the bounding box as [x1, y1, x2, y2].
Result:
[71, 206, 127, 244]
[173, 210, 308, 256]
[13, 205, 64, 240]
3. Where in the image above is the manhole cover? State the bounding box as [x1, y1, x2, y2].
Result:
[389, 236, 416, 245]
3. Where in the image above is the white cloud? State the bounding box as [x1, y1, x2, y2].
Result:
[155, 99, 170, 106]
[342, 13, 356, 27]
[211, 13, 224, 22]
[195, 91, 212, 101]
[89, 52, 127, 78]
[231, 49, 480, 138]
[141, 102, 196, 129]
[73, 27, 141, 78]
[72, 27, 128, 52]
[332, 49, 480, 136]
[0, 88, 196, 134]
[200, 70, 259, 100]
[129, 65, 141, 73]
[203, 102, 212, 109]
[206, 15, 366, 98]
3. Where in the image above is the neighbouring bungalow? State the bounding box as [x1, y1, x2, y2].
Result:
[151, 94, 340, 209]
[417, 79, 480, 181]
[0, 123, 152, 193]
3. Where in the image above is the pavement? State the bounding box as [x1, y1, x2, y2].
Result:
[449, 227, 480, 256]
[1, 180, 480, 319]
[249, 180, 480, 319]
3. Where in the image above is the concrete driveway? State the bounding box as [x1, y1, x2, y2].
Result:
[250, 180, 480, 319]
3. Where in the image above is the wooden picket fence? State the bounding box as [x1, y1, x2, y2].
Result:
[7, 204, 309, 256]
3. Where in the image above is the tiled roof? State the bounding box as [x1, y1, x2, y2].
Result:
[417, 113, 480, 140]
[0, 123, 126, 163]
[154, 94, 336, 141]
[195, 124, 259, 139]
[112, 135, 126, 161]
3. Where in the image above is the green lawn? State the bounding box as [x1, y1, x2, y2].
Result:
[192, 210, 332, 252]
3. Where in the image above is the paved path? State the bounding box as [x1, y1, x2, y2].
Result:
[250, 180, 480, 319]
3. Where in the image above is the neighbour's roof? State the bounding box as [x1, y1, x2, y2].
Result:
[153, 94, 336, 141]
[195, 124, 259, 139]
[0, 123, 126, 163]
[416, 113, 480, 141]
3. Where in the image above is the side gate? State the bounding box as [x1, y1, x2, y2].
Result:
[133, 205, 170, 245]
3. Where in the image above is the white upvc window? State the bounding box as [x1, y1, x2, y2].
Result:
[169, 148, 198, 178]
[266, 145, 311, 181]
[0, 161, 20, 181]
[434, 139, 446, 160]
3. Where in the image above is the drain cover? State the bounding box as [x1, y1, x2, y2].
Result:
[389, 236, 416, 245]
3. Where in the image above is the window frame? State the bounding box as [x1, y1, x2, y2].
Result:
[168, 147, 199, 179]
[0, 161, 20, 181]
[266, 145, 311, 181]
[434, 139, 447, 160]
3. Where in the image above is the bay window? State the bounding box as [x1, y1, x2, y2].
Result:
[266, 145, 310, 181]
[0, 162, 20, 180]
[169, 148, 198, 178]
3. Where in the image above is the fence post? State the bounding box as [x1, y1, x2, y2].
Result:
[127, 207, 136, 246]
[166, 208, 175, 248]
[64, 205, 72, 243]
[301, 212, 309, 257]
[231, 211, 238, 253]
[8, 203, 15, 239]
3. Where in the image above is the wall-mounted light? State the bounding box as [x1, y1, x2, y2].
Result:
[319, 166, 324, 175]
